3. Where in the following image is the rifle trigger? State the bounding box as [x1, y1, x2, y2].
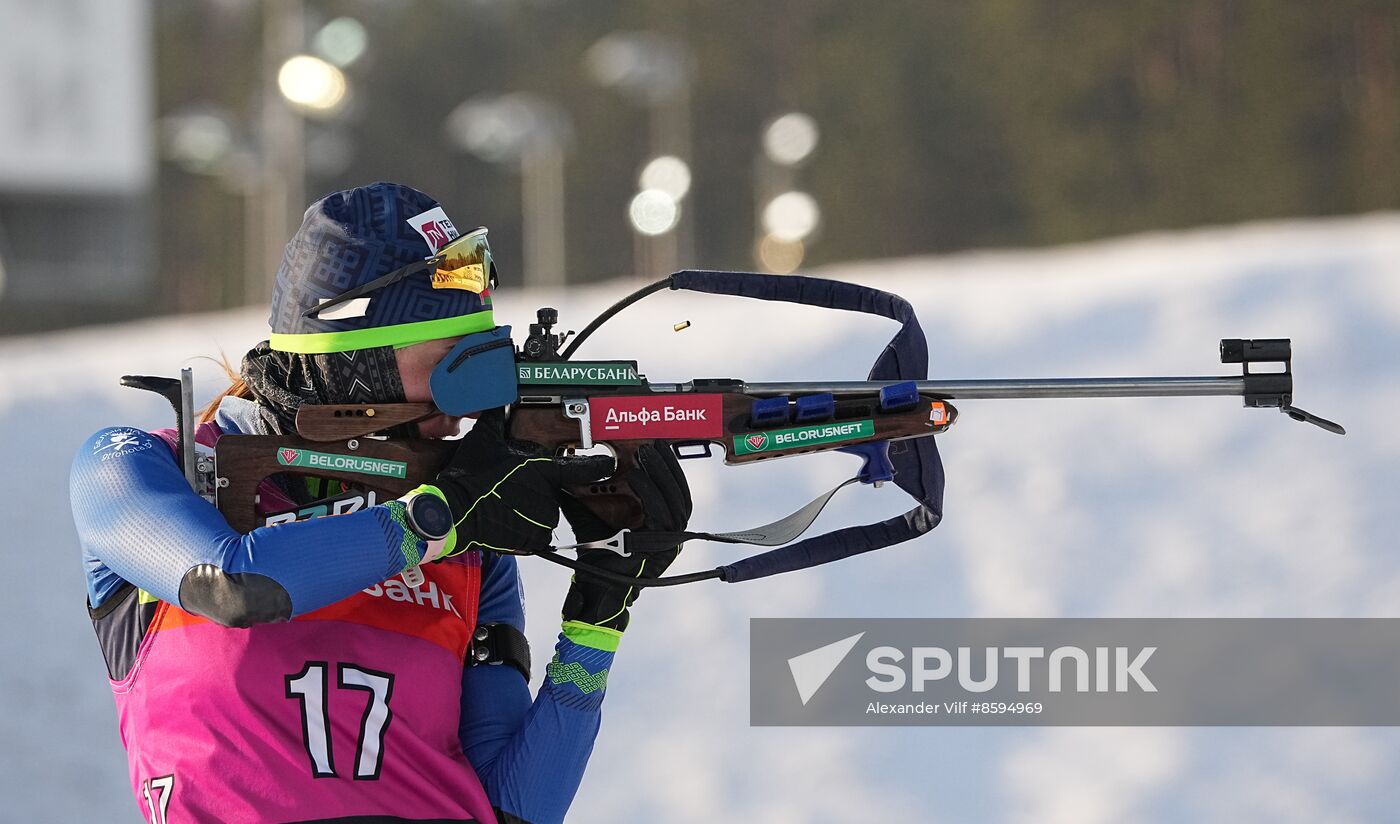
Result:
[563, 398, 593, 449]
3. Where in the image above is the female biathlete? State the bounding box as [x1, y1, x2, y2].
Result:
[70, 182, 688, 824]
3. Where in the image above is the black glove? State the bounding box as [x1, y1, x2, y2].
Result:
[430, 409, 613, 555]
[560, 443, 692, 632]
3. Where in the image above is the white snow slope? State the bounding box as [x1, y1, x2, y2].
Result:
[2, 214, 1398, 823]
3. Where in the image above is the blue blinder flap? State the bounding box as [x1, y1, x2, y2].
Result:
[430, 325, 519, 416]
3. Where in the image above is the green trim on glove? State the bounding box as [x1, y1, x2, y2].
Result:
[561, 620, 624, 652]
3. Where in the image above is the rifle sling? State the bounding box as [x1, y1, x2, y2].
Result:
[546, 269, 948, 586]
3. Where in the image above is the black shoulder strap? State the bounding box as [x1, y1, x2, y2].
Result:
[469, 623, 531, 682]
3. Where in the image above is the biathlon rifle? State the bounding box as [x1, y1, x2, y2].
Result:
[125, 270, 1344, 588]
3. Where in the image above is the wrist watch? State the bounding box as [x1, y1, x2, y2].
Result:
[402, 490, 453, 543]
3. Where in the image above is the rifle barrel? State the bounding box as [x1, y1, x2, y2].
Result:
[741, 376, 1244, 400]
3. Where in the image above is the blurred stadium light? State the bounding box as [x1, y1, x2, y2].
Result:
[312, 17, 369, 69]
[445, 93, 573, 288]
[639, 155, 691, 201]
[762, 112, 820, 168]
[160, 108, 238, 177]
[277, 55, 349, 116]
[762, 191, 821, 242]
[756, 234, 804, 275]
[628, 189, 681, 237]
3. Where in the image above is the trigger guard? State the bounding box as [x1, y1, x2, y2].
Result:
[837, 441, 895, 485]
[556, 442, 620, 480]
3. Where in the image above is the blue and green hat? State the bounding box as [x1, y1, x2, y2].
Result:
[268, 182, 495, 354]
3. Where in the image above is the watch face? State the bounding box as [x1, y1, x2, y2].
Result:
[408, 495, 453, 541]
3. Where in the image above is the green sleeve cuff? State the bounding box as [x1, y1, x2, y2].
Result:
[562, 620, 623, 652]
[413, 484, 458, 557]
[381, 500, 420, 568]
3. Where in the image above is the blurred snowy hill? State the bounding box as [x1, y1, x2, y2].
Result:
[3, 215, 1398, 823]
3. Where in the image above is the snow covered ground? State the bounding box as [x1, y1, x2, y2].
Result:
[3, 214, 1398, 822]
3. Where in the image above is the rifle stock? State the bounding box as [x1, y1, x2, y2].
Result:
[214, 434, 452, 533]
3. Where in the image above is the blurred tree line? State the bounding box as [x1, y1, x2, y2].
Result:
[156, 0, 1399, 313]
